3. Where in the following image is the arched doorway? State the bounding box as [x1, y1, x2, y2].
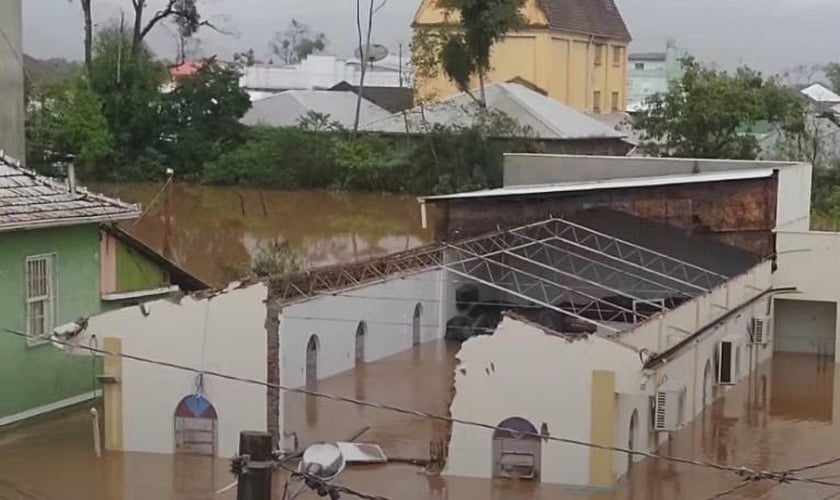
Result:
[306, 335, 319, 387]
[355, 321, 366, 364]
[174, 394, 218, 456]
[492, 417, 541, 480]
[703, 359, 713, 406]
[413, 303, 423, 346]
[305, 335, 319, 424]
[627, 409, 639, 472]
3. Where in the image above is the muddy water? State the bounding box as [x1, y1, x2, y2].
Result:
[3, 352, 840, 499]
[90, 184, 433, 286]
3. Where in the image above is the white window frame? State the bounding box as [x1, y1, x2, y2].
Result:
[25, 253, 57, 347]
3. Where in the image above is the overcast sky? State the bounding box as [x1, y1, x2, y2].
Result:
[21, 0, 840, 75]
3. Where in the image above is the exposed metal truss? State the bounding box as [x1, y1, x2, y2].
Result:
[271, 216, 730, 335]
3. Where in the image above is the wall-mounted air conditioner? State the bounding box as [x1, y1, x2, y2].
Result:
[652, 384, 686, 432]
[717, 336, 742, 385]
[749, 317, 769, 345]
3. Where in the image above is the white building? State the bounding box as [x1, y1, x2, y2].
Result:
[240, 54, 411, 102]
[627, 41, 682, 112]
[56, 155, 840, 494]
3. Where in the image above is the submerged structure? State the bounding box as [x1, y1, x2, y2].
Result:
[59, 154, 840, 492]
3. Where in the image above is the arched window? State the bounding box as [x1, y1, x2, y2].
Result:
[306, 335, 319, 388]
[492, 417, 541, 480]
[174, 394, 218, 456]
[355, 321, 366, 364]
[703, 359, 713, 406]
[627, 409, 639, 472]
[413, 303, 423, 346]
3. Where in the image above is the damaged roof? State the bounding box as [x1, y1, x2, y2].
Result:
[0, 153, 141, 232]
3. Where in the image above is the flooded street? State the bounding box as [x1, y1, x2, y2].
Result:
[3, 352, 840, 499]
[90, 183, 433, 286]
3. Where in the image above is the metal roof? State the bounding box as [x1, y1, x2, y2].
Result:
[801, 83, 840, 104]
[361, 82, 626, 140]
[629, 52, 667, 62]
[0, 153, 141, 232]
[418, 168, 774, 202]
[241, 90, 391, 129]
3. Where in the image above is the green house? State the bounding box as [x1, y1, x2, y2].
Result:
[0, 154, 207, 426]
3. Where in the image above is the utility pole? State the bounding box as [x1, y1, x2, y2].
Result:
[163, 168, 174, 259]
[232, 431, 273, 500]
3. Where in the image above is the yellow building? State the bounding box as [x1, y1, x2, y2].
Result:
[412, 0, 632, 114]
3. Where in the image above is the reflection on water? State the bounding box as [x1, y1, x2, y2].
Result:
[90, 183, 433, 286]
[3, 353, 840, 499]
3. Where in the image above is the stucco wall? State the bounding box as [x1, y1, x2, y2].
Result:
[444, 317, 640, 485]
[76, 283, 269, 458]
[279, 269, 445, 388]
[775, 231, 840, 360]
[412, 0, 627, 112]
[0, 224, 103, 424]
[0, 0, 24, 159]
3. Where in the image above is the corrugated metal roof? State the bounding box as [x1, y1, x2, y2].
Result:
[241, 90, 391, 128]
[361, 82, 625, 140]
[801, 83, 840, 103]
[418, 168, 774, 202]
[0, 153, 141, 232]
[538, 0, 631, 41]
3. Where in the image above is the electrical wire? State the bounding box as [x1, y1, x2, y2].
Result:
[703, 479, 756, 499]
[276, 461, 389, 500]
[3, 325, 840, 491]
[129, 177, 172, 230]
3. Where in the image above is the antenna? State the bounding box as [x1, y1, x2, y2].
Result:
[354, 43, 389, 66]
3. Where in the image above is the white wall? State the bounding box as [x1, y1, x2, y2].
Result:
[444, 317, 641, 486]
[775, 231, 840, 360]
[279, 269, 445, 389]
[776, 163, 813, 231]
[74, 284, 270, 458]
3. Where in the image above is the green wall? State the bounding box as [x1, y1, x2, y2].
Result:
[0, 224, 103, 421]
[116, 240, 168, 293]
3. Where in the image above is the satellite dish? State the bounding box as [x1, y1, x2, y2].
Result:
[299, 443, 346, 482]
[354, 44, 389, 64]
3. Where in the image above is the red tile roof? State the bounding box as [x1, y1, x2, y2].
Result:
[538, 0, 631, 41]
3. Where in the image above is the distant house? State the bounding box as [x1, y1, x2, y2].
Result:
[329, 81, 414, 113]
[239, 53, 411, 102]
[361, 82, 633, 156]
[161, 60, 204, 94]
[627, 41, 683, 112]
[240, 90, 391, 129]
[413, 0, 632, 113]
[0, 153, 207, 427]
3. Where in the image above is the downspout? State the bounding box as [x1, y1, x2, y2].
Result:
[586, 35, 593, 110]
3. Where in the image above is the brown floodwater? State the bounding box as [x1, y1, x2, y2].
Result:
[3, 352, 840, 499]
[89, 183, 434, 286]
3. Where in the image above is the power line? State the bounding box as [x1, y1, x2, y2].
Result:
[3, 325, 839, 491]
[275, 461, 389, 500]
[704, 479, 756, 499]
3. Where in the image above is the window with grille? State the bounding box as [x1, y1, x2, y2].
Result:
[25, 254, 56, 346]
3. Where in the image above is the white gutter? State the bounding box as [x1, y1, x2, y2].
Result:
[101, 285, 180, 302]
[0, 211, 142, 233]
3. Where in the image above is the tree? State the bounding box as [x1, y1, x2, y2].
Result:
[434, 0, 525, 107]
[27, 79, 114, 178]
[68, 0, 94, 78]
[130, 0, 203, 55]
[270, 20, 327, 65]
[632, 57, 806, 159]
[824, 63, 840, 95]
[89, 23, 168, 173]
[158, 58, 252, 176]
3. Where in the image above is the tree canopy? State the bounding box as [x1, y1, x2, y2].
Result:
[633, 57, 806, 159]
[271, 20, 328, 65]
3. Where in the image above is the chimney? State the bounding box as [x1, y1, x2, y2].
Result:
[67, 163, 77, 194]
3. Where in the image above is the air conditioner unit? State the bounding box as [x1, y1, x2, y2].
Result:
[750, 317, 769, 345]
[717, 336, 742, 385]
[652, 384, 686, 432]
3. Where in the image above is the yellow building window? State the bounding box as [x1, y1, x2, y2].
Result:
[613, 46, 622, 67]
[593, 91, 602, 113]
[594, 44, 604, 66]
[611, 91, 620, 112]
